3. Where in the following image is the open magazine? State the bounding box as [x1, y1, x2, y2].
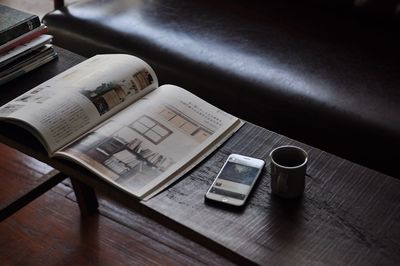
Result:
[0, 54, 242, 200]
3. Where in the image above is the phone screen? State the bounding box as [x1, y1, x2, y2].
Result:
[209, 161, 260, 200]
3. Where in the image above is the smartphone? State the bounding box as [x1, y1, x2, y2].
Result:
[205, 154, 265, 207]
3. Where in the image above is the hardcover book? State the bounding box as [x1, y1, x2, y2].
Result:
[0, 4, 40, 45]
[0, 54, 242, 200]
[0, 24, 48, 54]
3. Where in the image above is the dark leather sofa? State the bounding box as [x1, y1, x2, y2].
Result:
[43, 0, 400, 178]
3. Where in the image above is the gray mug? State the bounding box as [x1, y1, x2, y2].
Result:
[270, 145, 308, 198]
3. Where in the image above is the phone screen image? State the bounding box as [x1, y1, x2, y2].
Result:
[210, 161, 260, 200]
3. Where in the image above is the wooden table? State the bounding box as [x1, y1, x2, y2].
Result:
[1, 47, 400, 265]
[146, 124, 400, 265]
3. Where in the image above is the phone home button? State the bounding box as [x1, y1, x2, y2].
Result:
[222, 197, 228, 202]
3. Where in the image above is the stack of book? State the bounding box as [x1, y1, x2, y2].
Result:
[0, 4, 57, 85]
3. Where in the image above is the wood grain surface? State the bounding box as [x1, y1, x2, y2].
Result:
[0, 178, 232, 266]
[145, 123, 400, 265]
[1, 46, 399, 265]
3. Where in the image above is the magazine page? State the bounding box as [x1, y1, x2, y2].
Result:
[0, 54, 158, 154]
[56, 84, 241, 199]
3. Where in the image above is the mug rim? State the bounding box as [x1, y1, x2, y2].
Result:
[269, 145, 308, 169]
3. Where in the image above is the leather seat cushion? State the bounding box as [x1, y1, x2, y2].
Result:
[43, 0, 400, 177]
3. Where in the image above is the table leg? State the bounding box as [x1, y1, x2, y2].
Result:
[70, 178, 99, 215]
[54, 0, 65, 9]
[0, 170, 66, 222]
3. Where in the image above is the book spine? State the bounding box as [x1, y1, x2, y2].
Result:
[0, 15, 40, 45]
[0, 26, 48, 54]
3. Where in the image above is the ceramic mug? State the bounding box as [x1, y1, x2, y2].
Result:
[270, 145, 308, 198]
